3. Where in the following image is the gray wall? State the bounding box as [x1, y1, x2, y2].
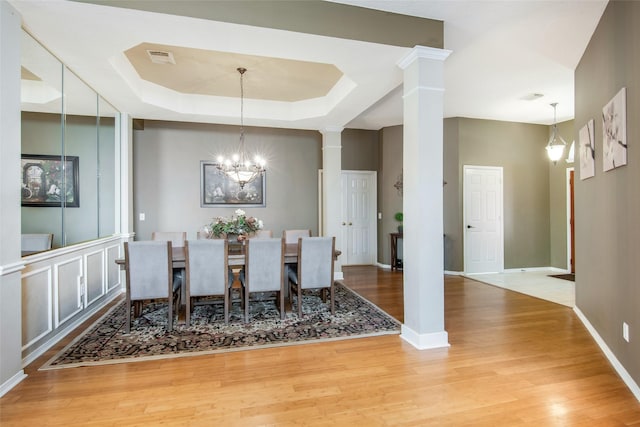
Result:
[378, 119, 555, 271]
[549, 119, 575, 270]
[574, 0, 639, 386]
[133, 120, 322, 240]
[342, 128, 379, 171]
[443, 118, 461, 271]
[455, 118, 551, 270]
[378, 126, 403, 264]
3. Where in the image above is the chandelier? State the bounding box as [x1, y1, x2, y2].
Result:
[216, 67, 266, 189]
[545, 102, 567, 164]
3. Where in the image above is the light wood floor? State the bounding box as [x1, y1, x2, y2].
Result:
[2, 266, 639, 426]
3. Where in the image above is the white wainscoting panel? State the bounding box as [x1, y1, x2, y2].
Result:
[106, 244, 121, 292]
[20, 236, 125, 364]
[21, 266, 53, 350]
[85, 250, 105, 307]
[54, 256, 83, 327]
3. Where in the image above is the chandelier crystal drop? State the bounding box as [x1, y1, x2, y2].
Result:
[545, 102, 567, 164]
[216, 67, 266, 189]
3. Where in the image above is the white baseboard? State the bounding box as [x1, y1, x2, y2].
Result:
[444, 270, 464, 276]
[574, 306, 640, 402]
[376, 262, 392, 270]
[0, 370, 27, 398]
[22, 290, 121, 368]
[400, 325, 450, 350]
[501, 266, 569, 274]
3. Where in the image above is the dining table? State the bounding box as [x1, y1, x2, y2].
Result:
[114, 241, 340, 310]
[114, 242, 331, 269]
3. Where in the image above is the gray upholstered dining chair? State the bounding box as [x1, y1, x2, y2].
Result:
[251, 229, 273, 238]
[184, 239, 234, 325]
[282, 229, 311, 274]
[21, 233, 53, 253]
[239, 237, 285, 322]
[152, 231, 187, 284]
[282, 229, 311, 244]
[151, 231, 186, 247]
[124, 241, 182, 333]
[288, 236, 335, 317]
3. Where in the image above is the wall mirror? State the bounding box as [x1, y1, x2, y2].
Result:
[20, 30, 118, 254]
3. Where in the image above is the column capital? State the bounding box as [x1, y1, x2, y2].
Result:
[398, 45, 452, 70]
[320, 126, 344, 135]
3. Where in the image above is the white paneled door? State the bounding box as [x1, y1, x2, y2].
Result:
[463, 165, 504, 274]
[341, 171, 376, 265]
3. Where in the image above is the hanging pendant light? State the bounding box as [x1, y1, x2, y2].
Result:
[216, 67, 266, 189]
[545, 102, 567, 164]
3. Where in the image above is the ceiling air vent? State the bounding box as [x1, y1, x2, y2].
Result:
[146, 50, 175, 65]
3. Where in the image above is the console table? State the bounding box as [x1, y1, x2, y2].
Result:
[390, 232, 403, 271]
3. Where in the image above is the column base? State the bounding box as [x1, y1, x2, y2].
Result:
[400, 324, 450, 350]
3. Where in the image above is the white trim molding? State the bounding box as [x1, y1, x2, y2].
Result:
[0, 370, 27, 398]
[400, 324, 450, 350]
[574, 306, 640, 402]
[397, 45, 452, 69]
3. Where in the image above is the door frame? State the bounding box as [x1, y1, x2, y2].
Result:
[566, 167, 575, 273]
[340, 170, 377, 265]
[463, 165, 504, 274]
[318, 170, 377, 265]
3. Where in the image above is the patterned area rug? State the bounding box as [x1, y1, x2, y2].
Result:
[41, 282, 400, 369]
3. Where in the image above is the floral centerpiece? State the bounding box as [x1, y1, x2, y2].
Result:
[205, 209, 263, 240]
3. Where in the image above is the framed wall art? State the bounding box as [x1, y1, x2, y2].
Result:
[602, 87, 627, 172]
[200, 161, 266, 207]
[579, 119, 595, 180]
[21, 154, 80, 207]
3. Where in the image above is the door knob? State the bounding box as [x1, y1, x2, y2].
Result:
[342, 222, 346, 226]
[349, 222, 352, 226]
[467, 225, 474, 229]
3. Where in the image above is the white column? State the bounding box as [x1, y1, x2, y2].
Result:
[398, 46, 451, 349]
[116, 113, 134, 238]
[0, 0, 28, 396]
[321, 127, 343, 279]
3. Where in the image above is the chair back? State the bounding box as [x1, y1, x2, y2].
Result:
[283, 229, 311, 244]
[245, 238, 284, 293]
[185, 239, 229, 297]
[152, 231, 186, 248]
[21, 233, 53, 251]
[297, 237, 335, 289]
[251, 229, 273, 239]
[124, 241, 172, 300]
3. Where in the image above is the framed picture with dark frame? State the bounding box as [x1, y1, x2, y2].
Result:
[200, 161, 266, 207]
[21, 154, 80, 207]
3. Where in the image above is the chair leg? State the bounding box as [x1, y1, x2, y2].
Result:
[279, 291, 285, 320]
[134, 301, 142, 317]
[297, 286, 303, 318]
[330, 283, 335, 315]
[244, 287, 249, 324]
[186, 297, 191, 327]
[224, 287, 230, 325]
[126, 299, 132, 334]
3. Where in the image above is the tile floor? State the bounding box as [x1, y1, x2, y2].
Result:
[464, 269, 575, 308]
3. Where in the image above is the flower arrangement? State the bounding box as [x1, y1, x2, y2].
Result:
[206, 209, 263, 239]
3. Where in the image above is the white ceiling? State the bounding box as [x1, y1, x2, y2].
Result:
[11, 0, 608, 130]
